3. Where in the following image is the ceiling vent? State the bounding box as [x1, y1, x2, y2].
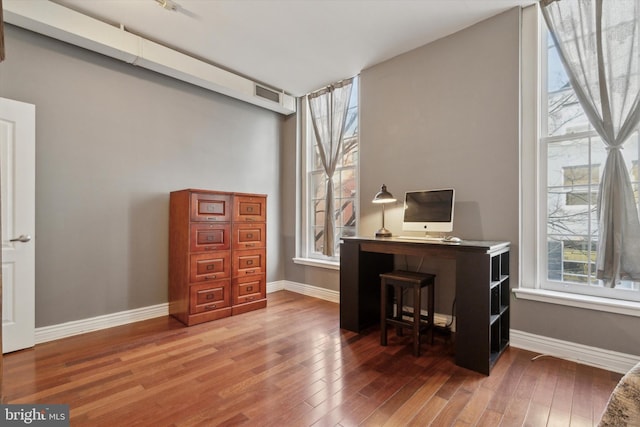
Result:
[255, 85, 280, 104]
[3, 0, 296, 115]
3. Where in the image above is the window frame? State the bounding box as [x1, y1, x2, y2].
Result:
[516, 4, 640, 315]
[293, 78, 359, 269]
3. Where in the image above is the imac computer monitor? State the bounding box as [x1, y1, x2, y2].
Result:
[402, 188, 455, 233]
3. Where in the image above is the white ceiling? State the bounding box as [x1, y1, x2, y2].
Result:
[52, 0, 535, 96]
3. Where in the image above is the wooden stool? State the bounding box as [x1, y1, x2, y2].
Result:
[380, 270, 436, 357]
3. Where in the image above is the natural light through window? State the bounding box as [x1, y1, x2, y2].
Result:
[297, 76, 359, 264]
[541, 30, 640, 300]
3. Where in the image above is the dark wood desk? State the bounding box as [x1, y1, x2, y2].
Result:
[340, 236, 510, 375]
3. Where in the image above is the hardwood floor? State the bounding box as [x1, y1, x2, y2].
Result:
[3, 291, 621, 426]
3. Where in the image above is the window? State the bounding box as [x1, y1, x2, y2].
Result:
[296, 77, 359, 264]
[539, 23, 640, 300]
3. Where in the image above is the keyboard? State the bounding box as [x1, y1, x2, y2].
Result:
[398, 236, 444, 242]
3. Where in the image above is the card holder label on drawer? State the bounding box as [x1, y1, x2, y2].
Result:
[238, 279, 261, 296]
[233, 249, 264, 276]
[232, 275, 265, 305]
[190, 280, 230, 314]
[190, 193, 231, 222]
[240, 202, 261, 216]
[190, 252, 230, 282]
[233, 196, 266, 222]
[191, 223, 230, 252]
[233, 223, 265, 250]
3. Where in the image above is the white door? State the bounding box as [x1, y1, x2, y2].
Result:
[1, 97, 35, 353]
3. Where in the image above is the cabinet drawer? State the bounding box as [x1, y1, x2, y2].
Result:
[232, 275, 265, 305]
[190, 192, 231, 222]
[190, 252, 230, 282]
[232, 223, 266, 250]
[190, 281, 230, 314]
[233, 248, 265, 277]
[190, 223, 230, 252]
[233, 195, 266, 222]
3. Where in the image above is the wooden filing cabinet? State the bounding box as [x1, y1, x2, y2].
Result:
[231, 194, 267, 315]
[169, 189, 267, 326]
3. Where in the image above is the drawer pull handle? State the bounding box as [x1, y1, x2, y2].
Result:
[206, 265, 215, 271]
[206, 294, 215, 300]
[247, 233, 254, 239]
[205, 304, 217, 310]
[246, 243, 255, 247]
[246, 218, 255, 221]
[207, 217, 217, 220]
[247, 286, 253, 292]
[247, 260, 254, 265]
[205, 275, 217, 280]
[246, 270, 255, 274]
[205, 246, 214, 250]
[247, 207, 254, 212]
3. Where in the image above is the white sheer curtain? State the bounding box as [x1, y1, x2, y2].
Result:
[541, 0, 640, 285]
[308, 78, 354, 257]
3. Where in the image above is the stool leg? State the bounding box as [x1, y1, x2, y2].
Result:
[380, 279, 387, 346]
[428, 282, 435, 344]
[395, 285, 403, 337]
[413, 285, 421, 357]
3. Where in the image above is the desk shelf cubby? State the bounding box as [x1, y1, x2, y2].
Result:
[456, 247, 510, 375]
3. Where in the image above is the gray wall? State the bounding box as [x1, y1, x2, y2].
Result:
[359, 9, 520, 316]
[0, 25, 284, 327]
[282, 8, 640, 356]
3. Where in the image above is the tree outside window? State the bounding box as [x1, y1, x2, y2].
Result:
[307, 78, 359, 259]
[543, 33, 640, 294]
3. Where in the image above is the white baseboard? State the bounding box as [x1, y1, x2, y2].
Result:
[266, 280, 286, 293]
[510, 329, 640, 374]
[35, 303, 169, 344]
[33, 282, 640, 375]
[270, 280, 340, 303]
[35, 280, 335, 344]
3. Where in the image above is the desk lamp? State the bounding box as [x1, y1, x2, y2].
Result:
[372, 184, 396, 237]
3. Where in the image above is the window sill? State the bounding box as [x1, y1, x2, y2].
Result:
[513, 288, 640, 317]
[292, 257, 340, 271]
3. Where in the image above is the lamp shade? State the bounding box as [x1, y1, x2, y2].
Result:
[372, 184, 395, 237]
[372, 184, 396, 204]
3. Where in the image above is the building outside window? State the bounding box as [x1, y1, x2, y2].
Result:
[541, 30, 640, 299]
[298, 77, 359, 263]
[562, 165, 599, 206]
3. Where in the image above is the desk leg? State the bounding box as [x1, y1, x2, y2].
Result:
[455, 251, 491, 375]
[340, 242, 394, 332]
[380, 278, 388, 346]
